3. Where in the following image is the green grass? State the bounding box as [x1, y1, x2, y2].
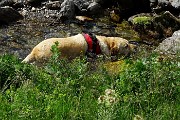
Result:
[0, 52, 179, 119]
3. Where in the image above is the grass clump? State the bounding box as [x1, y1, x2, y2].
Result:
[0, 47, 179, 119]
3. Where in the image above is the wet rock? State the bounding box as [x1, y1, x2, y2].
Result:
[0, 6, 23, 24]
[93, 0, 108, 5]
[128, 11, 180, 41]
[45, 1, 62, 10]
[73, 0, 90, 11]
[87, 2, 102, 15]
[150, 0, 180, 14]
[59, 0, 87, 20]
[59, 0, 75, 20]
[0, 0, 14, 7]
[153, 11, 180, 37]
[59, 0, 104, 21]
[0, 0, 24, 8]
[155, 30, 180, 55]
[128, 13, 160, 41]
[26, 0, 47, 6]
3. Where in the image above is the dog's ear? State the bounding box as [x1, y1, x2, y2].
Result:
[110, 42, 119, 61]
[110, 42, 119, 56]
[110, 42, 115, 49]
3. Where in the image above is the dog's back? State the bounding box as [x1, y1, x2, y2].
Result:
[22, 34, 88, 63]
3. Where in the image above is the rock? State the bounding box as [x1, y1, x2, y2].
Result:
[128, 13, 153, 24]
[20, 8, 28, 16]
[75, 16, 93, 21]
[45, 1, 61, 10]
[0, 0, 14, 7]
[0, 6, 23, 24]
[59, 0, 90, 20]
[128, 11, 180, 40]
[26, 0, 48, 6]
[150, 0, 180, 14]
[173, 29, 180, 37]
[93, 0, 108, 5]
[59, 0, 75, 20]
[0, 0, 24, 8]
[153, 11, 180, 37]
[155, 30, 180, 55]
[172, 0, 180, 9]
[73, 0, 90, 11]
[87, 2, 102, 15]
[158, 0, 180, 9]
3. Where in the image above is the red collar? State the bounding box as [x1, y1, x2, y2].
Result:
[83, 33, 101, 55]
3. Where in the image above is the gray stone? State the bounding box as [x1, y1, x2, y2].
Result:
[45, 1, 61, 10]
[73, 0, 90, 10]
[87, 2, 102, 15]
[0, 0, 15, 7]
[156, 30, 180, 55]
[157, 0, 180, 9]
[0, 0, 25, 8]
[152, 0, 180, 14]
[0, 6, 23, 24]
[172, 0, 180, 9]
[59, 0, 75, 19]
[59, 0, 92, 20]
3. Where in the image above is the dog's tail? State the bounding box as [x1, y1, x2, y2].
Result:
[22, 53, 35, 63]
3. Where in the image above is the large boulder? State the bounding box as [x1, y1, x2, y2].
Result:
[0, 0, 25, 8]
[59, 0, 102, 20]
[128, 11, 180, 41]
[155, 30, 180, 55]
[0, 6, 23, 24]
[87, 2, 102, 15]
[0, 0, 15, 7]
[150, 0, 180, 14]
[59, 0, 75, 20]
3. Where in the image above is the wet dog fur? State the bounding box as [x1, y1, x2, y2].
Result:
[22, 34, 136, 63]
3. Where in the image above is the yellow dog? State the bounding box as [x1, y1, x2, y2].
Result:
[22, 34, 136, 63]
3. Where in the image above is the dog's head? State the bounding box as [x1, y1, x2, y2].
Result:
[110, 38, 137, 60]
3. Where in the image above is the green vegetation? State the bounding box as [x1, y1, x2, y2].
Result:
[115, 21, 141, 41]
[133, 16, 152, 26]
[0, 45, 179, 119]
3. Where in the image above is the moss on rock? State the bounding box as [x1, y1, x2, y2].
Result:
[132, 16, 152, 25]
